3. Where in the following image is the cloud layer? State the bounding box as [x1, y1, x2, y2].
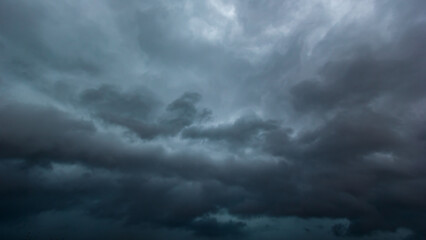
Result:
[1, 0, 425, 239]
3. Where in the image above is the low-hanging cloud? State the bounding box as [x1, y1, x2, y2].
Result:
[1, 0, 426, 240]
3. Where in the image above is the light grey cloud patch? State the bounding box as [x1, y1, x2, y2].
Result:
[182, 114, 279, 147]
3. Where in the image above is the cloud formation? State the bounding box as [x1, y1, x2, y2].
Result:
[1, 0, 425, 239]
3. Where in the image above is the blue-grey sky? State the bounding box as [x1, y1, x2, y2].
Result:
[1, 1, 426, 239]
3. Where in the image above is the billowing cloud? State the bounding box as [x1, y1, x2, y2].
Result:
[1, 0, 425, 240]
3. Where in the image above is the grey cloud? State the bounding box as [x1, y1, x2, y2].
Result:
[163, 92, 212, 131]
[80, 84, 161, 120]
[80, 86, 211, 139]
[182, 114, 278, 146]
[0, 101, 95, 163]
[1, 0, 426, 239]
[0, 0, 107, 79]
[291, 48, 426, 114]
[188, 217, 246, 238]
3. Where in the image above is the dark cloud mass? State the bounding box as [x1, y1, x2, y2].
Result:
[1, 0, 426, 239]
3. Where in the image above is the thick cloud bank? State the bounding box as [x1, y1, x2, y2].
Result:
[1, 0, 425, 239]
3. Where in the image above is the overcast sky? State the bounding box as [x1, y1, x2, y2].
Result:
[1, 0, 426, 239]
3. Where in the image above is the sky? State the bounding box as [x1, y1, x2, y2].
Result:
[0, 0, 425, 239]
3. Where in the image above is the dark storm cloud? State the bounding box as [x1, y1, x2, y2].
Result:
[80, 84, 164, 139]
[1, 0, 426, 240]
[80, 84, 160, 120]
[80, 86, 211, 139]
[188, 217, 246, 237]
[291, 40, 426, 113]
[0, 101, 245, 238]
[269, 18, 426, 236]
[0, 101, 95, 163]
[164, 92, 212, 131]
